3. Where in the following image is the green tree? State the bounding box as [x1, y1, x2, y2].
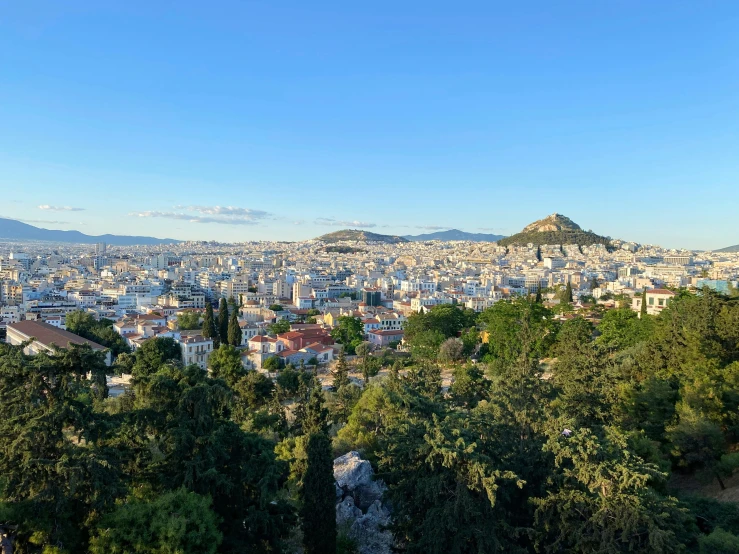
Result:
[0, 343, 122, 552]
[640, 287, 648, 318]
[177, 310, 201, 330]
[269, 319, 291, 335]
[262, 355, 283, 371]
[132, 337, 182, 378]
[202, 302, 218, 347]
[269, 303, 284, 312]
[301, 432, 336, 554]
[218, 297, 229, 346]
[332, 349, 351, 391]
[438, 337, 464, 364]
[699, 528, 739, 554]
[355, 341, 374, 385]
[128, 364, 296, 552]
[378, 412, 523, 553]
[208, 344, 246, 387]
[667, 404, 731, 488]
[408, 329, 445, 360]
[479, 297, 555, 366]
[597, 306, 652, 350]
[89, 488, 222, 554]
[65, 310, 130, 357]
[561, 281, 573, 303]
[450, 363, 488, 409]
[330, 316, 364, 354]
[532, 427, 695, 554]
[233, 371, 274, 412]
[227, 308, 242, 346]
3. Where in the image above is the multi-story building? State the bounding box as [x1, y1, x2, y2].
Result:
[178, 333, 213, 370]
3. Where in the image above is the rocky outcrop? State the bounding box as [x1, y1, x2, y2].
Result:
[334, 451, 393, 554]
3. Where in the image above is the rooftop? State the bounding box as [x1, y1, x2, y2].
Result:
[8, 320, 106, 351]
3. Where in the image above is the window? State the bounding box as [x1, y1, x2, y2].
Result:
[658, 298, 664, 306]
[649, 297, 654, 305]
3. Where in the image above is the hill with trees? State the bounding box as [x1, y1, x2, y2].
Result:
[498, 213, 611, 248]
[315, 229, 409, 244]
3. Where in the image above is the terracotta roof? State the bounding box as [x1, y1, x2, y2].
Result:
[369, 329, 404, 336]
[8, 320, 106, 351]
[649, 289, 676, 295]
[278, 331, 304, 340]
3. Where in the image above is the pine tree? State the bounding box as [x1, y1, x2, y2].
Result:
[218, 297, 229, 345]
[535, 286, 543, 303]
[202, 302, 218, 347]
[228, 308, 242, 346]
[301, 431, 336, 554]
[640, 288, 648, 318]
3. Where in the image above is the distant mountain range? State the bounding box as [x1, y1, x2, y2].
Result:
[498, 213, 611, 248]
[403, 229, 506, 242]
[315, 229, 409, 244]
[715, 244, 739, 253]
[0, 218, 180, 246]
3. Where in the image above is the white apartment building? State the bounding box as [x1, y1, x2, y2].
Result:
[632, 289, 676, 317]
[178, 334, 214, 370]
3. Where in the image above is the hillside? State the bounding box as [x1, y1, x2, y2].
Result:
[498, 213, 610, 248]
[715, 244, 739, 253]
[0, 217, 180, 246]
[316, 229, 409, 244]
[404, 229, 505, 242]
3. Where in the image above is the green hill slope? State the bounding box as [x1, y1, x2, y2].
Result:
[316, 229, 409, 244]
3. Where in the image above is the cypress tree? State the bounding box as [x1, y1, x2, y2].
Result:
[563, 281, 573, 303]
[218, 298, 229, 345]
[301, 431, 336, 554]
[640, 288, 648, 318]
[202, 302, 218, 347]
[228, 309, 242, 346]
[535, 287, 543, 304]
[331, 349, 350, 390]
[300, 387, 335, 554]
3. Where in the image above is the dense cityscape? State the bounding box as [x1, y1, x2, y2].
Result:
[1, 212, 739, 552]
[3, 2, 739, 553]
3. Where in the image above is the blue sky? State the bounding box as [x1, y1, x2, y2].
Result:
[1, 1, 737, 249]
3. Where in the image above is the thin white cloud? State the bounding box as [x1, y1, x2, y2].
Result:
[315, 217, 377, 228]
[38, 204, 85, 212]
[0, 216, 69, 225]
[415, 225, 448, 231]
[173, 205, 270, 219]
[131, 205, 272, 226]
[130, 211, 260, 226]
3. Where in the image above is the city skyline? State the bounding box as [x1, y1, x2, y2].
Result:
[2, 2, 738, 249]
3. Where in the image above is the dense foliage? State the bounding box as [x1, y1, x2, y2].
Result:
[2, 291, 739, 553]
[66, 311, 131, 357]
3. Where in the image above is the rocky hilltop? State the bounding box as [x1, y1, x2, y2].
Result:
[498, 213, 610, 248]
